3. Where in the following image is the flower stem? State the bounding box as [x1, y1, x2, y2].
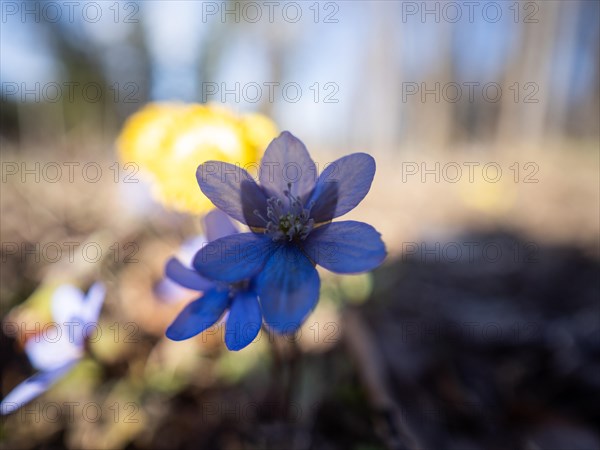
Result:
[267, 330, 301, 421]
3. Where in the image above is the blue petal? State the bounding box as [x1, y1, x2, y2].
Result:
[224, 291, 262, 351]
[303, 221, 386, 273]
[197, 162, 268, 227]
[178, 234, 209, 266]
[257, 245, 320, 333]
[308, 153, 376, 223]
[81, 282, 106, 326]
[193, 233, 276, 283]
[165, 288, 230, 341]
[51, 283, 105, 332]
[51, 284, 85, 327]
[0, 363, 75, 415]
[25, 326, 84, 371]
[259, 131, 318, 200]
[204, 209, 238, 242]
[165, 257, 214, 291]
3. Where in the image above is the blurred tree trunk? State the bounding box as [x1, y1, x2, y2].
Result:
[364, 2, 403, 153]
[546, 1, 581, 142]
[495, 1, 561, 148]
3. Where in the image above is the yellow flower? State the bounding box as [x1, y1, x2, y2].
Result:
[117, 103, 277, 213]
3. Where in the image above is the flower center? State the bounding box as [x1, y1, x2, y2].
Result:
[229, 279, 251, 297]
[254, 183, 314, 242]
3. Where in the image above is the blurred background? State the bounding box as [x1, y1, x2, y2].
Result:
[1, 1, 599, 449]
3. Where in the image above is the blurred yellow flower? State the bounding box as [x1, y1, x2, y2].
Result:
[117, 103, 277, 213]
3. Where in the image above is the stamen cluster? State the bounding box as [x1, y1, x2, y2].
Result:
[255, 183, 314, 242]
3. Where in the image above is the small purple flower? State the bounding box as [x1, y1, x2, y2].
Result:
[1, 283, 106, 415]
[195, 131, 386, 334]
[165, 209, 262, 351]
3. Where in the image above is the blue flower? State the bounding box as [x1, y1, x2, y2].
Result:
[165, 209, 262, 351]
[194, 131, 386, 334]
[1, 282, 106, 415]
